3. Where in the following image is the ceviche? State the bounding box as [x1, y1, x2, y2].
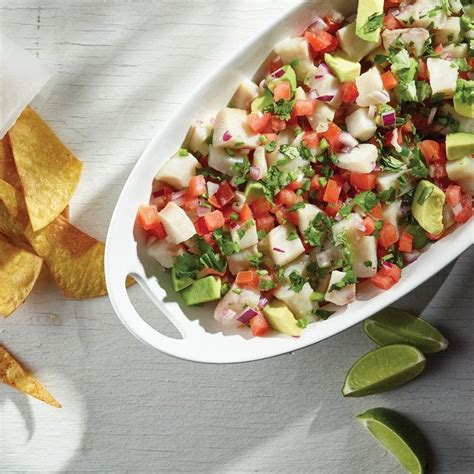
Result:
[137, 0, 473, 337]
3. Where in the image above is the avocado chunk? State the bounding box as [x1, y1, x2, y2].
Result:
[181, 276, 222, 306]
[245, 180, 266, 203]
[355, 0, 384, 43]
[412, 180, 445, 236]
[266, 65, 297, 93]
[453, 79, 474, 118]
[324, 53, 361, 83]
[395, 81, 418, 103]
[171, 267, 194, 292]
[446, 132, 474, 161]
[263, 300, 303, 336]
[251, 88, 273, 113]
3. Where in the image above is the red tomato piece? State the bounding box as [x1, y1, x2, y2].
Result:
[137, 205, 161, 231]
[369, 202, 383, 220]
[341, 82, 359, 103]
[273, 82, 292, 102]
[379, 223, 399, 248]
[247, 112, 272, 134]
[215, 181, 235, 207]
[294, 100, 317, 116]
[363, 216, 376, 236]
[304, 31, 338, 54]
[256, 214, 275, 233]
[419, 140, 442, 163]
[325, 201, 342, 217]
[250, 313, 270, 337]
[383, 13, 403, 30]
[350, 172, 376, 191]
[398, 232, 413, 252]
[303, 131, 320, 148]
[323, 179, 342, 204]
[250, 197, 272, 217]
[147, 221, 167, 239]
[276, 188, 303, 208]
[445, 184, 462, 206]
[188, 175, 206, 197]
[235, 270, 260, 289]
[270, 116, 287, 132]
[371, 262, 401, 290]
[239, 203, 253, 223]
[454, 194, 473, 224]
[203, 210, 225, 232]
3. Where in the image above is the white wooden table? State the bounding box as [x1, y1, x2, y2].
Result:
[1, 1, 473, 472]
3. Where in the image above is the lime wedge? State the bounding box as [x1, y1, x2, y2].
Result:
[342, 344, 425, 397]
[357, 407, 427, 474]
[364, 308, 448, 354]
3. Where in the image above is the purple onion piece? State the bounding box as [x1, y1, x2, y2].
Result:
[272, 247, 285, 253]
[223, 130, 232, 142]
[237, 307, 258, 324]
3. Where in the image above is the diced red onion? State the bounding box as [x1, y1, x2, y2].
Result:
[342, 182, 351, 194]
[207, 181, 219, 197]
[152, 189, 165, 197]
[368, 90, 390, 104]
[427, 107, 437, 125]
[196, 206, 211, 217]
[341, 146, 351, 153]
[237, 307, 258, 324]
[373, 164, 381, 171]
[468, 72, 474, 81]
[249, 166, 260, 180]
[223, 130, 232, 142]
[308, 17, 328, 33]
[317, 94, 334, 102]
[272, 68, 285, 78]
[313, 74, 324, 80]
[339, 131, 358, 148]
[368, 105, 376, 119]
[404, 249, 420, 263]
[440, 52, 453, 61]
[391, 129, 402, 152]
[171, 190, 186, 206]
[318, 63, 330, 75]
[258, 297, 269, 309]
[221, 308, 237, 321]
[382, 111, 396, 127]
[272, 247, 285, 253]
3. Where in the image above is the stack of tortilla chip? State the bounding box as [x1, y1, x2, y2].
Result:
[0, 106, 110, 317]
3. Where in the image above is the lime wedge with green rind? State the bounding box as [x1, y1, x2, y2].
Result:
[357, 407, 427, 474]
[342, 344, 426, 397]
[364, 308, 448, 354]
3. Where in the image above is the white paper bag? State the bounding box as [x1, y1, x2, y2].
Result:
[0, 33, 55, 138]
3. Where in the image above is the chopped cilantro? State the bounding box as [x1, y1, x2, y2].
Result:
[288, 271, 307, 293]
[363, 12, 384, 34]
[257, 229, 267, 239]
[381, 155, 404, 171]
[237, 227, 246, 239]
[224, 147, 236, 157]
[287, 230, 298, 241]
[364, 260, 373, 268]
[310, 291, 325, 302]
[297, 319, 308, 329]
[378, 187, 396, 203]
[229, 212, 239, 221]
[262, 98, 295, 120]
[290, 202, 305, 211]
[247, 252, 264, 269]
[329, 269, 357, 292]
[173, 253, 202, 280]
[314, 309, 335, 320]
[264, 140, 277, 153]
[259, 277, 275, 291]
[230, 157, 250, 185]
[279, 144, 300, 161]
[199, 252, 227, 274]
[178, 148, 189, 156]
[417, 185, 434, 205]
[213, 228, 239, 256]
[408, 150, 429, 178]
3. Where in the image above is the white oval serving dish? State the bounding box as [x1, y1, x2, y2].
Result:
[105, 0, 473, 363]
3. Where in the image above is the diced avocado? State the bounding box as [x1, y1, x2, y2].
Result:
[465, 5, 474, 20]
[245, 180, 266, 203]
[263, 300, 303, 336]
[446, 133, 474, 160]
[355, 0, 384, 43]
[267, 65, 297, 93]
[453, 79, 474, 118]
[251, 88, 273, 113]
[405, 224, 429, 250]
[171, 267, 194, 292]
[181, 276, 222, 306]
[395, 81, 418, 103]
[412, 180, 445, 236]
[446, 157, 474, 195]
[391, 50, 417, 84]
[324, 53, 361, 83]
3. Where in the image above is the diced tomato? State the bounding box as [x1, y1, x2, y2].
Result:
[323, 15, 343, 33]
[247, 112, 272, 134]
[235, 270, 260, 288]
[371, 262, 401, 289]
[323, 179, 342, 204]
[271, 116, 287, 132]
[221, 204, 236, 222]
[262, 133, 278, 143]
[320, 122, 343, 152]
[304, 30, 338, 54]
[273, 81, 292, 102]
[249, 312, 270, 337]
[381, 71, 398, 90]
[256, 214, 275, 233]
[276, 188, 303, 208]
[287, 180, 302, 191]
[379, 223, 399, 248]
[310, 175, 321, 190]
[341, 82, 359, 103]
[195, 216, 210, 235]
[445, 184, 462, 206]
[147, 221, 167, 239]
[239, 203, 253, 223]
[453, 194, 473, 224]
[275, 206, 299, 225]
[419, 140, 441, 164]
[398, 232, 413, 252]
[417, 59, 428, 80]
[434, 44, 443, 54]
[350, 172, 376, 191]
[303, 131, 320, 148]
[325, 201, 342, 217]
[183, 193, 199, 211]
[363, 216, 376, 236]
[383, 13, 403, 30]
[401, 120, 414, 135]
[201, 266, 227, 277]
[250, 197, 272, 217]
[137, 205, 161, 231]
[215, 181, 235, 207]
[384, 128, 403, 148]
[188, 175, 206, 197]
[269, 57, 284, 74]
[203, 210, 225, 232]
[294, 100, 317, 116]
[286, 108, 298, 126]
[369, 202, 383, 220]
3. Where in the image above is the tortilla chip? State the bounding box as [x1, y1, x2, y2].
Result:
[0, 136, 21, 189]
[0, 240, 43, 317]
[0, 177, 30, 238]
[25, 215, 108, 298]
[0, 345, 61, 408]
[8, 107, 83, 231]
[61, 205, 70, 221]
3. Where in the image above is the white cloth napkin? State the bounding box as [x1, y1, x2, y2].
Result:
[0, 33, 55, 138]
